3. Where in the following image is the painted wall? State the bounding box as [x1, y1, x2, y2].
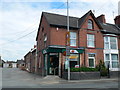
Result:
[3, 63, 9, 68]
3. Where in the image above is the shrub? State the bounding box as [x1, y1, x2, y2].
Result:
[100, 68, 108, 76]
[96, 60, 108, 76]
[70, 67, 98, 72]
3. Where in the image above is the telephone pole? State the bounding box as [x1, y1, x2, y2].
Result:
[66, 0, 70, 80]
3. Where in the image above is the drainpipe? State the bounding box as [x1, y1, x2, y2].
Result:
[84, 49, 86, 67]
[35, 44, 37, 74]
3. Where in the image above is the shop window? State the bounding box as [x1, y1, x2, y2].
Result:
[69, 54, 79, 68]
[70, 61, 77, 68]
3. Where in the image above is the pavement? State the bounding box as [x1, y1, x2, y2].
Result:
[1, 68, 119, 88]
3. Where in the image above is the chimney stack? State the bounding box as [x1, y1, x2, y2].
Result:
[114, 15, 120, 28]
[97, 14, 106, 23]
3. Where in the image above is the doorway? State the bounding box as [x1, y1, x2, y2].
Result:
[48, 55, 59, 75]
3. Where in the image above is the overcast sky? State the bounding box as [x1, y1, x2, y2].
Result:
[0, 0, 119, 61]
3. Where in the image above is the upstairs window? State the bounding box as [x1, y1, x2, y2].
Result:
[70, 32, 77, 46]
[104, 36, 117, 49]
[87, 34, 95, 48]
[44, 34, 47, 47]
[110, 37, 117, 49]
[88, 19, 93, 29]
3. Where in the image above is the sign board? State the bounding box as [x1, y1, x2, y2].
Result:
[70, 50, 78, 53]
[43, 50, 47, 54]
[66, 46, 70, 56]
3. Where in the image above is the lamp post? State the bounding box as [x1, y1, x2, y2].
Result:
[66, 0, 70, 80]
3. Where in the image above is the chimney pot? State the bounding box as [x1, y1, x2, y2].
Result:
[114, 15, 120, 28]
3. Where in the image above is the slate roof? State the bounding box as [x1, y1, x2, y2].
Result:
[100, 23, 120, 35]
[43, 12, 79, 29]
[78, 10, 102, 29]
[43, 10, 102, 29]
[36, 10, 120, 40]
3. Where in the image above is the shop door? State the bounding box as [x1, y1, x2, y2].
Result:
[49, 55, 59, 75]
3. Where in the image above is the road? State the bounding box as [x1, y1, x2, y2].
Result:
[1, 68, 119, 89]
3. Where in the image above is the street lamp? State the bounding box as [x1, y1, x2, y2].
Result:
[66, 0, 70, 80]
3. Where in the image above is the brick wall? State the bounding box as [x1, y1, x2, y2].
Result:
[79, 15, 104, 67]
[24, 52, 31, 72]
[31, 49, 36, 73]
[37, 15, 51, 75]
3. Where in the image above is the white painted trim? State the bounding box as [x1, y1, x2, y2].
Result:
[104, 53, 119, 71]
[88, 57, 95, 68]
[104, 34, 117, 36]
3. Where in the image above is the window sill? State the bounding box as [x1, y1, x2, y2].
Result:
[70, 46, 77, 48]
[87, 47, 95, 49]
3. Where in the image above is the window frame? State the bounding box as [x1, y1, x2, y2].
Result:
[111, 54, 119, 68]
[87, 34, 95, 48]
[44, 34, 47, 47]
[104, 54, 119, 69]
[104, 36, 118, 49]
[88, 54, 95, 68]
[88, 19, 94, 30]
[70, 32, 77, 46]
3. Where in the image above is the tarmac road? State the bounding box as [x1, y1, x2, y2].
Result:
[2, 68, 119, 89]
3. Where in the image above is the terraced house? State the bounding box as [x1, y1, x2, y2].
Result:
[36, 10, 120, 77]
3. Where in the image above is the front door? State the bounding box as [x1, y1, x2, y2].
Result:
[48, 55, 59, 75]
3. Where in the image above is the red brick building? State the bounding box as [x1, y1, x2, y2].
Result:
[24, 47, 36, 73]
[36, 10, 120, 77]
[114, 15, 120, 67]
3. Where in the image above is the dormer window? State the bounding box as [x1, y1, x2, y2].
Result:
[88, 19, 93, 29]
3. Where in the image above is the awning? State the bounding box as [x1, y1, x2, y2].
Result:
[42, 47, 84, 54]
[42, 48, 64, 54]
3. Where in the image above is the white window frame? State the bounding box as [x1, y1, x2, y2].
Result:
[70, 32, 77, 46]
[104, 54, 119, 69]
[87, 34, 95, 48]
[104, 36, 118, 50]
[88, 54, 95, 68]
[88, 19, 93, 29]
[104, 54, 110, 68]
[111, 54, 119, 68]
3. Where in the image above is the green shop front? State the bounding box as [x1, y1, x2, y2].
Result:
[42, 46, 84, 77]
